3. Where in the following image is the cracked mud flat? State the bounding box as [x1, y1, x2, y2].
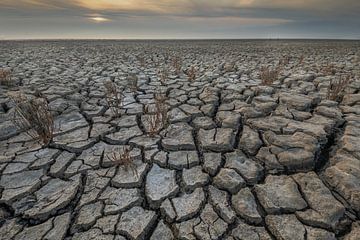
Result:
[0, 40, 360, 240]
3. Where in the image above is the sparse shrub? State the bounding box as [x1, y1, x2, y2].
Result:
[108, 146, 138, 175]
[224, 62, 236, 72]
[0, 69, 12, 86]
[298, 55, 305, 65]
[104, 81, 123, 117]
[9, 92, 54, 145]
[321, 63, 337, 75]
[327, 74, 352, 101]
[127, 73, 138, 92]
[279, 56, 290, 66]
[186, 66, 196, 82]
[137, 55, 146, 67]
[157, 67, 169, 85]
[260, 65, 281, 85]
[144, 93, 168, 136]
[172, 56, 182, 75]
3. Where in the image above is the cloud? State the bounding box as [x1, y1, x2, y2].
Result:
[0, 0, 359, 39]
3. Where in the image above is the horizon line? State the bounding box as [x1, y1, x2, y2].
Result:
[1, 37, 360, 41]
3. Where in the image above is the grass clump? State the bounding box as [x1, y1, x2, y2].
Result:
[321, 63, 337, 75]
[108, 146, 138, 175]
[172, 56, 182, 76]
[260, 65, 281, 85]
[104, 81, 123, 117]
[157, 67, 169, 85]
[144, 93, 168, 137]
[327, 74, 352, 101]
[127, 73, 138, 92]
[9, 92, 54, 145]
[186, 66, 196, 82]
[0, 69, 12, 86]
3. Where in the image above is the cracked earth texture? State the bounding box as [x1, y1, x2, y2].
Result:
[0, 40, 360, 240]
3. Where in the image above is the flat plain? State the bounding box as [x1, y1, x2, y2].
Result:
[0, 40, 360, 239]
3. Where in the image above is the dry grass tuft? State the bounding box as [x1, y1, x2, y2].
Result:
[260, 65, 281, 85]
[321, 63, 337, 75]
[0, 69, 12, 86]
[157, 67, 169, 85]
[145, 93, 168, 137]
[298, 55, 305, 65]
[279, 56, 290, 66]
[104, 81, 123, 117]
[137, 55, 146, 67]
[127, 73, 138, 92]
[108, 146, 138, 175]
[172, 56, 182, 75]
[327, 74, 352, 101]
[186, 66, 196, 82]
[9, 92, 54, 145]
[224, 62, 236, 72]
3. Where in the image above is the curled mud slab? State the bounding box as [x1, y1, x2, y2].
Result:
[0, 40, 360, 239]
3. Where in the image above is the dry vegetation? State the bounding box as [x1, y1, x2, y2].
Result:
[321, 63, 337, 75]
[260, 65, 281, 85]
[327, 74, 352, 101]
[145, 93, 168, 136]
[0, 69, 12, 86]
[186, 66, 196, 82]
[9, 92, 54, 145]
[108, 146, 137, 175]
[137, 55, 146, 67]
[104, 81, 123, 117]
[157, 67, 169, 85]
[127, 73, 138, 92]
[172, 56, 182, 75]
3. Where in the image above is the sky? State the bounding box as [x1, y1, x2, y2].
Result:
[0, 0, 359, 39]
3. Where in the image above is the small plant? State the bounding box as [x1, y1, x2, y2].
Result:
[260, 65, 281, 85]
[127, 73, 138, 92]
[279, 56, 290, 66]
[186, 66, 196, 82]
[224, 62, 236, 72]
[144, 93, 168, 136]
[108, 146, 138, 176]
[0, 69, 12, 86]
[298, 55, 305, 65]
[157, 67, 169, 85]
[137, 55, 146, 67]
[9, 92, 54, 145]
[104, 81, 123, 117]
[172, 56, 182, 75]
[327, 74, 352, 101]
[321, 63, 337, 75]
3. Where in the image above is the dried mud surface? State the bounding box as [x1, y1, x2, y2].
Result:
[0, 40, 360, 240]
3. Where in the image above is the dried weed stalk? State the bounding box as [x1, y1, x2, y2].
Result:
[186, 66, 196, 82]
[260, 65, 281, 85]
[158, 67, 169, 85]
[127, 73, 138, 92]
[298, 55, 305, 65]
[321, 64, 337, 75]
[145, 93, 168, 136]
[223, 61, 237, 73]
[279, 56, 290, 66]
[104, 81, 123, 117]
[172, 56, 182, 75]
[0, 69, 12, 86]
[108, 146, 138, 175]
[137, 55, 146, 67]
[327, 74, 352, 101]
[9, 92, 54, 145]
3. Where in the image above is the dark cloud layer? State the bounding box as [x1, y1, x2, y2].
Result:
[0, 0, 359, 39]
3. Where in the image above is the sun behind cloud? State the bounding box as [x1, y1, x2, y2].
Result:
[89, 16, 110, 23]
